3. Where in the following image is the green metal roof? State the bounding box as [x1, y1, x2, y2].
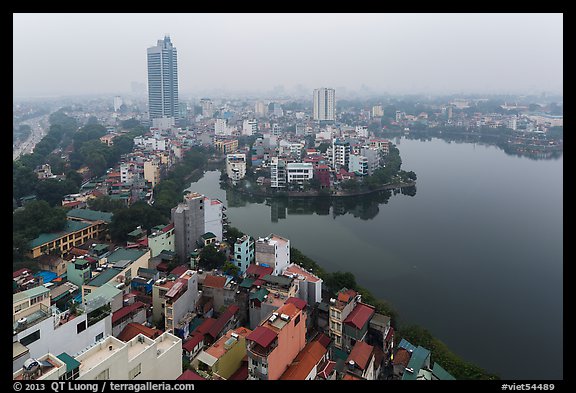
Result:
[13, 285, 50, 304]
[402, 346, 431, 380]
[66, 208, 113, 223]
[86, 268, 120, 287]
[106, 248, 148, 264]
[127, 228, 145, 237]
[249, 287, 269, 302]
[57, 352, 80, 373]
[432, 362, 456, 380]
[92, 244, 109, 252]
[84, 283, 122, 302]
[200, 232, 217, 240]
[29, 221, 92, 249]
[262, 274, 292, 287]
[239, 278, 255, 289]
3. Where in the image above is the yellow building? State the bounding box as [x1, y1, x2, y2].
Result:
[193, 327, 252, 379]
[214, 139, 239, 154]
[27, 221, 101, 259]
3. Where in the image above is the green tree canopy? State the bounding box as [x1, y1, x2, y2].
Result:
[35, 178, 79, 207]
[199, 244, 227, 270]
[13, 200, 67, 239]
[109, 202, 167, 242]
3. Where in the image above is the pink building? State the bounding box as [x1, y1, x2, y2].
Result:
[246, 301, 307, 380]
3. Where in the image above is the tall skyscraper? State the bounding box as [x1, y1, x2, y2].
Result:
[147, 35, 179, 125]
[313, 88, 335, 121]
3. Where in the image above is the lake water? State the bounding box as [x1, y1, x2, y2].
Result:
[186, 137, 563, 379]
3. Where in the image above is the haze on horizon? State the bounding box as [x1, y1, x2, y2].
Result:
[13, 13, 563, 99]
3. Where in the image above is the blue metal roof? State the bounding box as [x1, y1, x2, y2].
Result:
[398, 338, 417, 352]
[34, 270, 58, 284]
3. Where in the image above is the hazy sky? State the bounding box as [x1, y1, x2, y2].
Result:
[13, 13, 563, 98]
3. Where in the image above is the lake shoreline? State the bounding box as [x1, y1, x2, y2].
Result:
[224, 179, 417, 199]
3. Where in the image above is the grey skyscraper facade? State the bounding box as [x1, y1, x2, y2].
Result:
[147, 36, 179, 124]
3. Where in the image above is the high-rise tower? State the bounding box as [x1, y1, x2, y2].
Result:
[147, 35, 179, 125]
[313, 87, 335, 121]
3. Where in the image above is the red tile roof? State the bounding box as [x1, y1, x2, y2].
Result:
[246, 264, 274, 278]
[170, 265, 188, 277]
[337, 288, 357, 303]
[112, 301, 146, 325]
[344, 303, 375, 330]
[162, 223, 174, 232]
[347, 341, 374, 371]
[280, 341, 327, 380]
[203, 275, 227, 289]
[182, 334, 204, 352]
[177, 370, 206, 380]
[246, 326, 277, 348]
[194, 318, 217, 335]
[117, 322, 162, 342]
[13, 268, 32, 278]
[316, 359, 336, 380]
[315, 333, 331, 348]
[156, 262, 169, 272]
[206, 304, 239, 339]
[285, 297, 307, 310]
[392, 348, 411, 367]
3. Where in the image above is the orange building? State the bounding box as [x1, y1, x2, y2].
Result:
[246, 301, 307, 380]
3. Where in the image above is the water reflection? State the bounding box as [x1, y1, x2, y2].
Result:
[225, 185, 417, 222]
[400, 132, 563, 160]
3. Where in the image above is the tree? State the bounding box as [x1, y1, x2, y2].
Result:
[317, 142, 330, 153]
[35, 178, 79, 207]
[324, 271, 358, 294]
[199, 244, 226, 270]
[87, 195, 126, 213]
[224, 226, 245, 245]
[13, 200, 67, 239]
[222, 261, 240, 277]
[309, 177, 322, 191]
[13, 162, 39, 202]
[109, 202, 167, 242]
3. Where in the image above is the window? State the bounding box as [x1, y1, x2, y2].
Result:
[21, 330, 40, 346]
[95, 332, 104, 342]
[77, 321, 87, 334]
[294, 314, 300, 326]
[129, 363, 141, 380]
[96, 369, 109, 380]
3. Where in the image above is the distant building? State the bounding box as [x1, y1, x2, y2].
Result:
[242, 119, 258, 136]
[114, 96, 123, 112]
[313, 88, 335, 121]
[270, 157, 286, 189]
[331, 138, 351, 170]
[286, 162, 314, 186]
[255, 102, 267, 118]
[226, 154, 247, 182]
[147, 35, 179, 124]
[371, 105, 384, 118]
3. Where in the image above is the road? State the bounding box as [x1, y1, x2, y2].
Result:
[13, 114, 50, 160]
